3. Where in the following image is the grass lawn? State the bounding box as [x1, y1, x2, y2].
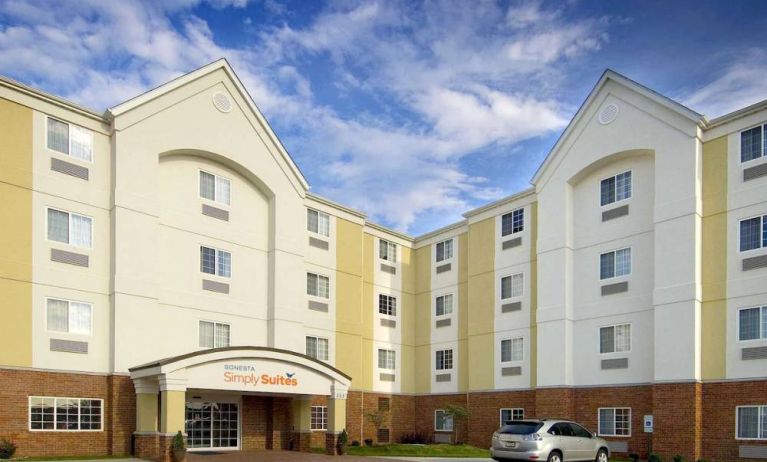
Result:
[346, 443, 490, 457]
[10, 457, 131, 461]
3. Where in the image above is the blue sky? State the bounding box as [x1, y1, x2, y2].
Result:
[2, 0, 766, 235]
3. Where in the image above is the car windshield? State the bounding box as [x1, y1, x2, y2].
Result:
[498, 421, 544, 434]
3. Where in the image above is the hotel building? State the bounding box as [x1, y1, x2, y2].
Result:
[0, 60, 766, 462]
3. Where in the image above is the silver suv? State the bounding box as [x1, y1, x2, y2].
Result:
[490, 419, 610, 462]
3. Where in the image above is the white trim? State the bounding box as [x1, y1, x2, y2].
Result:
[597, 407, 632, 437]
[310, 405, 329, 431]
[197, 320, 231, 349]
[739, 122, 766, 164]
[45, 207, 94, 250]
[499, 408, 525, 426]
[500, 272, 524, 301]
[598, 322, 633, 354]
[44, 115, 94, 163]
[307, 208, 331, 238]
[599, 170, 633, 208]
[500, 336, 525, 364]
[305, 335, 330, 362]
[435, 237, 455, 263]
[377, 348, 396, 370]
[434, 409, 454, 432]
[735, 405, 767, 441]
[434, 348, 454, 371]
[736, 306, 767, 343]
[199, 244, 233, 279]
[737, 214, 767, 253]
[599, 246, 632, 281]
[500, 207, 525, 237]
[199, 169, 232, 207]
[28, 396, 104, 432]
[306, 271, 331, 299]
[379, 238, 398, 263]
[435, 293, 454, 318]
[378, 293, 398, 318]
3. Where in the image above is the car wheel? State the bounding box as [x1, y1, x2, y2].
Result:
[595, 449, 608, 462]
[547, 451, 563, 462]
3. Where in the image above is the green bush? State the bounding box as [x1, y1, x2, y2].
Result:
[648, 454, 663, 462]
[0, 439, 17, 459]
[171, 431, 186, 451]
[673, 456, 686, 462]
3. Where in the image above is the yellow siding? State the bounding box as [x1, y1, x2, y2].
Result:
[0, 98, 33, 367]
[335, 219, 369, 389]
[467, 218, 495, 390]
[400, 245, 416, 393]
[701, 136, 728, 380]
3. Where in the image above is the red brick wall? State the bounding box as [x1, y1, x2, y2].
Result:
[241, 395, 293, 450]
[345, 391, 415, 445]
[414, 394, 469, 444]
[535, 387, 575, 420]
[703, 380, 767, 462]
[652, 382, 702, 461]
[466, 389, 536, 448]
[573, 385, 652, 458]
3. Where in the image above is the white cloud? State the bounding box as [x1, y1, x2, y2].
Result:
[683, 48, 767, 118]
[0, 0, 611, 233]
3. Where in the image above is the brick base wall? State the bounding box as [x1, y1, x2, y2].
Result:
[703, 381, 767, 462]
[345, 391, 415, 445]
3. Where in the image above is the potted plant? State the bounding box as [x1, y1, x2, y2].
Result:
[171, 431, 186, 462]
[336, 429, 348, 455]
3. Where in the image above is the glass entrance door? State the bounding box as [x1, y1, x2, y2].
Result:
[185, 402, 239, 449]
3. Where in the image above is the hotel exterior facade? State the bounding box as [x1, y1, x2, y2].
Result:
[0, 60, 766, 462]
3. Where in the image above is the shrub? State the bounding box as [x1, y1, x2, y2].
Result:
[364, 438, 373, 447]
[399, 432, 432, 444]
[629, 453, 639, 462]
[171, 431, 186, 451]
[0, 439, 17, 460]
[351, 440, 360, 447]
[673, 456, 686, 462]
[648, 455, 663, 462]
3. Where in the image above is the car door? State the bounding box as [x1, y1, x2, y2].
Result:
[549, 423, 579, 460]
[567, 423, 597, 460]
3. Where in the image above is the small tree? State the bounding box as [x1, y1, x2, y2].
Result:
[444, 404, 470, 444]
[366, 408, 389, 444]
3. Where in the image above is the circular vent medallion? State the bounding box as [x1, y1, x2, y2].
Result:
[598, 103, 619, 125]
[212, 92, 232, 113]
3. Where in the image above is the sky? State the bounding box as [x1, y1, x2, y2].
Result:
[1, 0, 766, 235]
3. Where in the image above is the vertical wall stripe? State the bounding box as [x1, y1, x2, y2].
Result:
[0, 98, 33, 367]
[467, 217, 495, 391]
[361, 233, 375, 389]
[529, 202, 538, 388]
[701, 136, 728, 380]
[414, 245, 431, 394]
[400, 245, 415, 393]
[457, 232, 469, 391]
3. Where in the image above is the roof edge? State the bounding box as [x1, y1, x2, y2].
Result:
[306, 192, 367, 219]
[462, 187, 536, 219]
[0, 75, 107, 121]
[706, 98, 767, 129]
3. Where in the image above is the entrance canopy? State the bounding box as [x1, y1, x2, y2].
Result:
[129, 346, 351, 396]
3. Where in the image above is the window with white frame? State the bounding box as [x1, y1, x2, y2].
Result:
[741, 124, 766, 163]
[379, 239, 397, 262]
[435, 349, 453, 370]
[199, 321, 230, 348]
[500, 408, 524, 426]
[501, 273, 524, 300]
[46, 298, 91, 335]
[378, 349, 395, 369]
[601, 171, 632, 206]
[47, 208, 92, 249]
[501, 337, 524, 362]
[306, 272, 330, 298]
[311, 406, 328, 430]
[307, 209, 330, 237]
[740, 215, 767, 252]
[379, 294, 397, 316]
[737, 405, 767, 439]
[29, 397, 102, 431]
[435, 410, 453, 431]
[436, 239, 453, 262]
[600, 248, 631, 280]
[199, 171, 231, 206]
[739, 306, 767, 341]
[501, 208, 524, 236]
[46, 117, 93, 162]
[600, 324, 631, 354]
[436, 294, 453, 317]
[599, 408, 631, 436]
[200, 246, 231, 278]
[306, 336, 329, 361]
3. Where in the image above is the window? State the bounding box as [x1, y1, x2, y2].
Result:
[379, 239, 397, 262]
[29, 397, 102, 431]
[47, 208, 92, 249]
[311, 406, 328, 430]
[741, 124, 766, 163]
[306, 336, 329, 361]
[199, 321, 230, 348]
[379, 294, 397, 316]
[378, 398, 390, 411]
[600, 324, 631, 354]
[740, 216, 767, 252]
[46, 117, 93, 162]
[435, 410, 453, 431]
[601, 171, 632, 206]
[199, 171, 231, 205]
[600, 248, 631, 280]
[500, 408, 524, 426]
[739, 307, 767, 341]
[501, 208, 524, 236]
[436, 294, 453, 317]
[501, 337, 524, 362]
[200, 246, 231, 278]
[46, 298, 91, 335]
[306, 273, 330, 298]
[598, 408, 631, 436]
[436, 239, 453, 262]
[378, 349, 395, 369]
[436, 349, 453, 370]
[307, 209, 330, 237]
[501, 273, 524, 300]
[737, 406, 767, 439]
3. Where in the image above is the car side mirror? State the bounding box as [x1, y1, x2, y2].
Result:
[592, 432, 597, 438]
